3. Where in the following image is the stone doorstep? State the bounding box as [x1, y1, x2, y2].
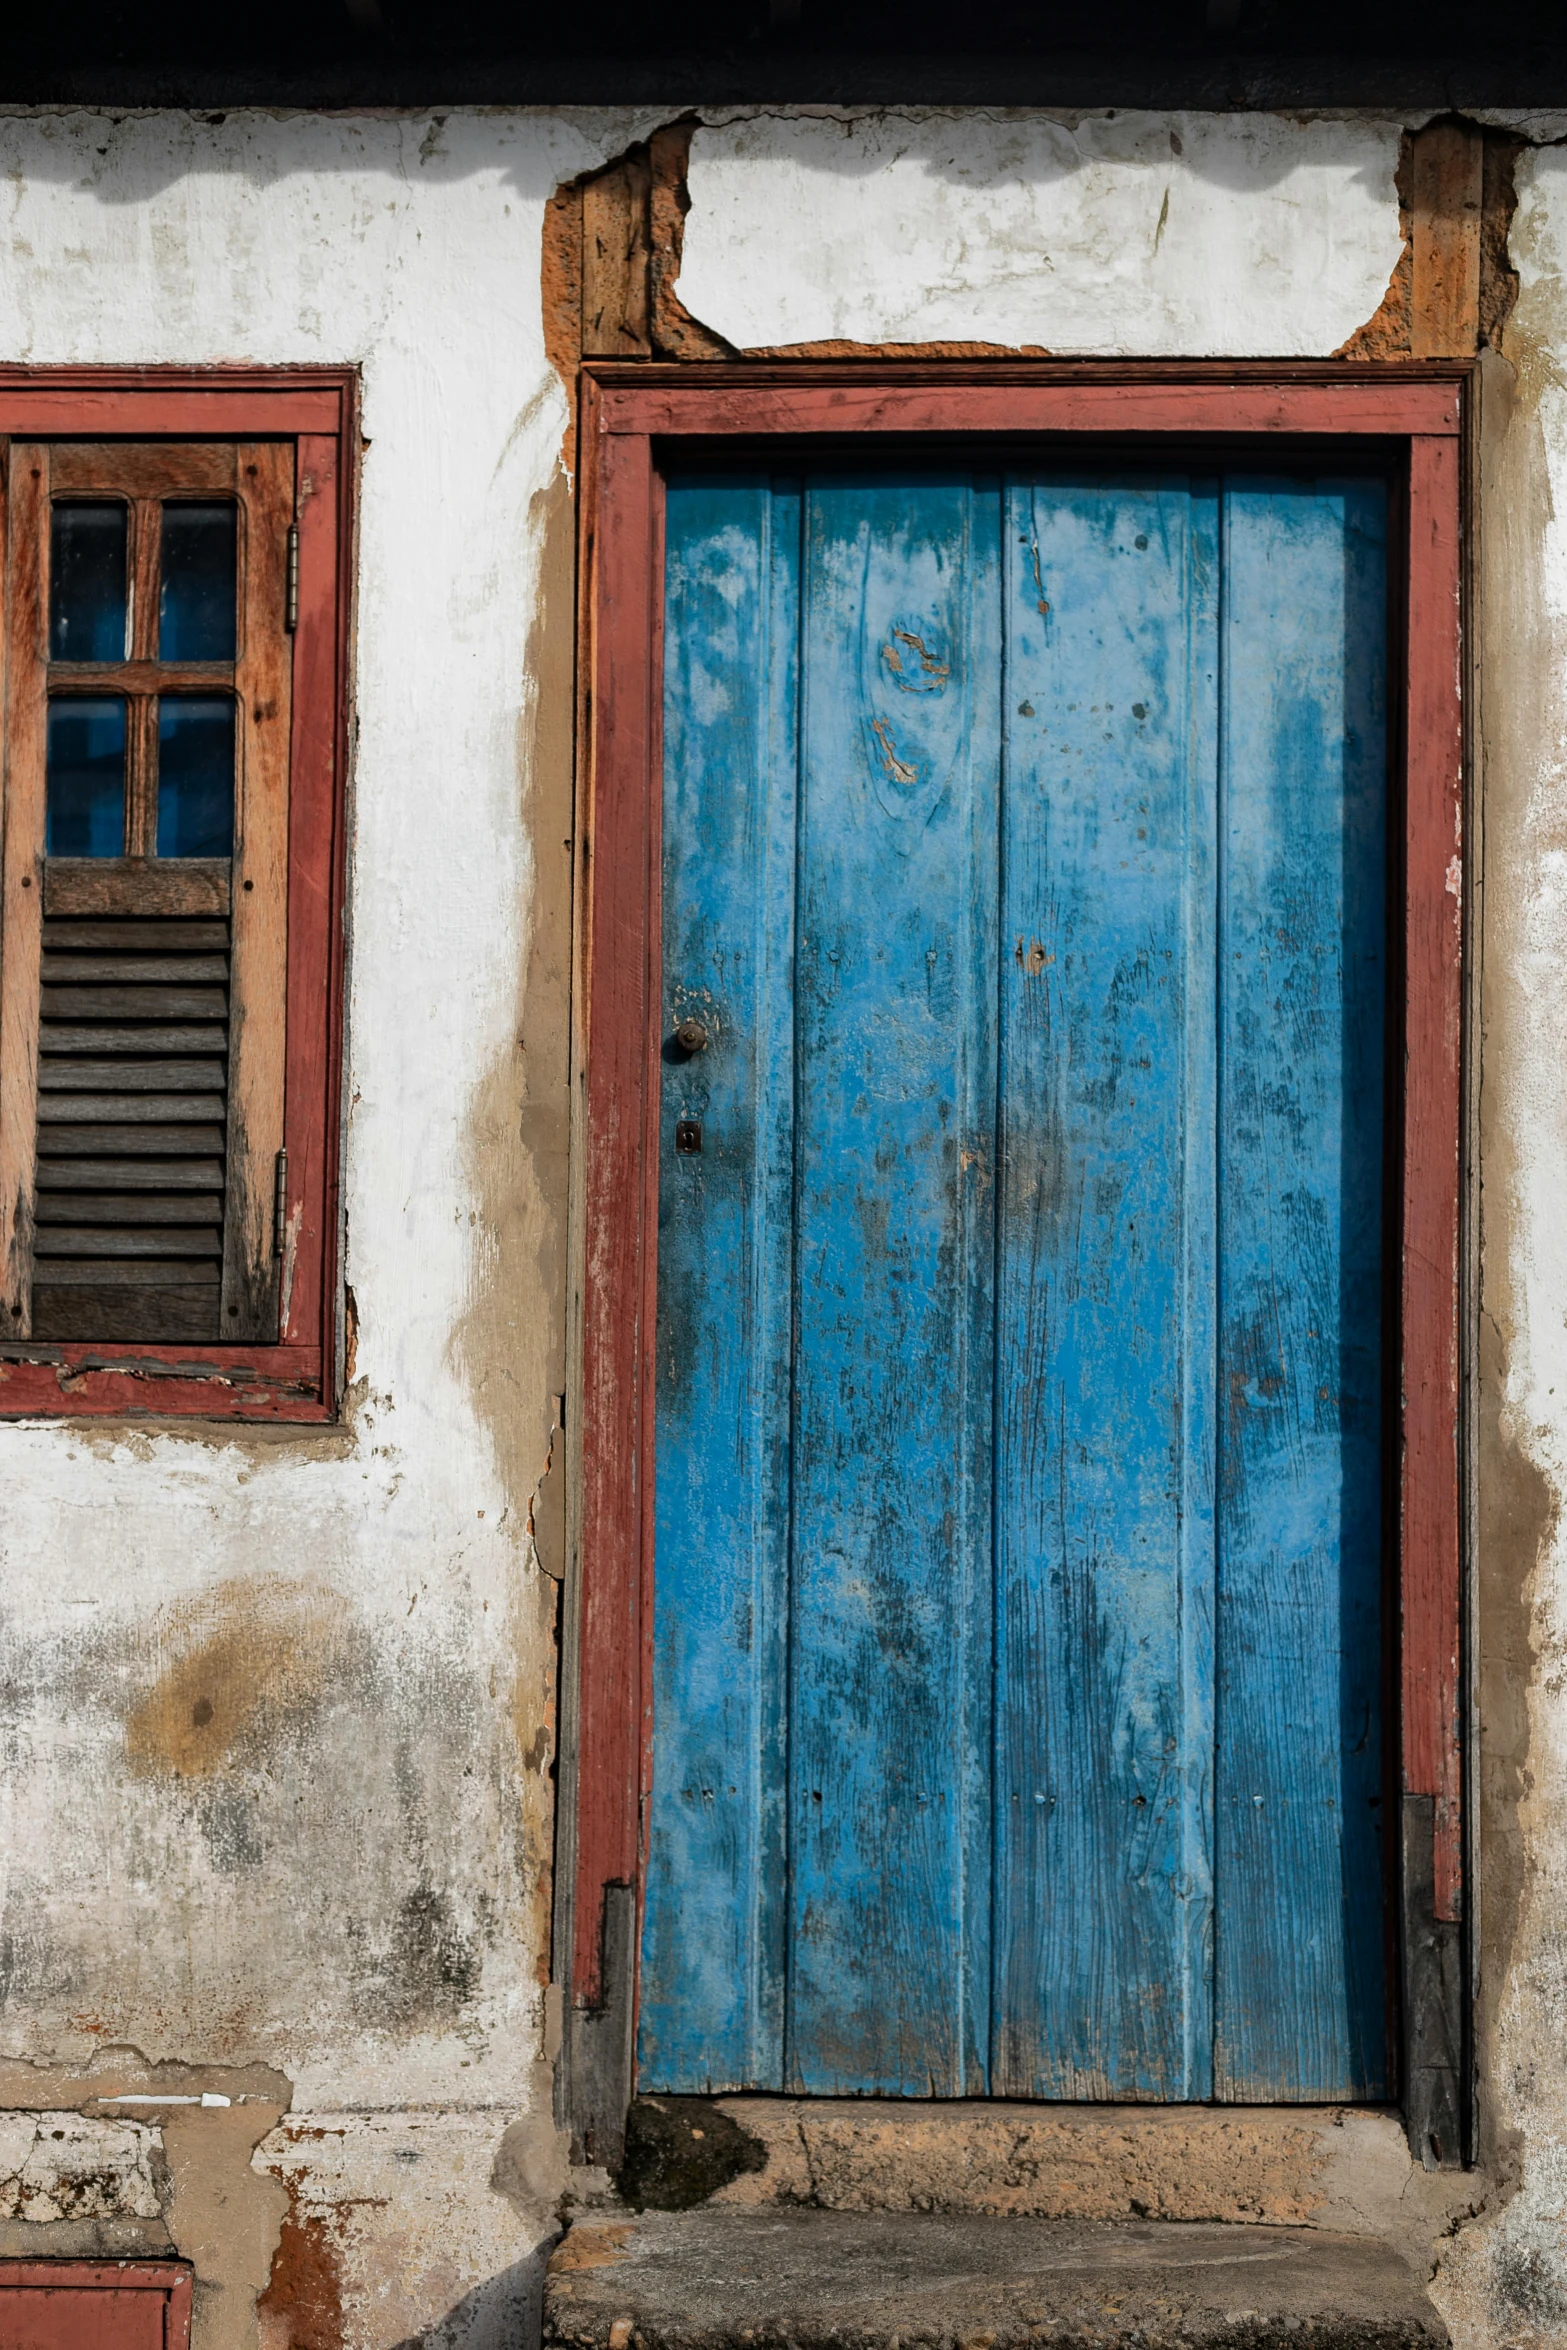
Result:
[632, 2101, 1473, 2247]
[543, 2207, 1447, 2350]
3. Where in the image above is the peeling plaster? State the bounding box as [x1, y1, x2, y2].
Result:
[677, 110, 1407, 354]
[0, 2112, 161, 2222]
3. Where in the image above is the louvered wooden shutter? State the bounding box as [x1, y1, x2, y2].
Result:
[0, 441, 293, 1345]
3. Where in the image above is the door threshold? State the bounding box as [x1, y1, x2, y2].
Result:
[588, 2097, 1470, 2248]
[544, 2206, 1445, 2350]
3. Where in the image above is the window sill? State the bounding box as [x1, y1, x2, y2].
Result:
[0, 1341, 328, 1419]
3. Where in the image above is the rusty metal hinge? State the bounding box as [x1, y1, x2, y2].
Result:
[273, 1148, 289, 1259]
[285, 526, 299, 632]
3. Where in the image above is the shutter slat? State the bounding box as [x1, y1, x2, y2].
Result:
[38, 1058, 227, 1091]
[39, 1094, 228, 1121]
[35, 1230, 222, 1258]
[33, 1262, 222, 1288]
[41, 1025, 228, 1055]
[36, 1158, 226, 1191]
[28, 912, 233, 1341]
[42, 983, 230, 1012]
[35, 1195, 223, 1224]
[39, 1123, 227, 1153]
[41, 922, 230, 952]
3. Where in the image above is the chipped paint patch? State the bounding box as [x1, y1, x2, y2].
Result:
[0, 2113, 162, 2223]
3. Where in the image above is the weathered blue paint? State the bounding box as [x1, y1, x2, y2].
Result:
[787, 477, 1001, 2094]
[992, 477, 1219, 2100]
[1212, 481, 1388, 2100]
[640, 475, 799, 2091]
[640, 465, 1386, 2103]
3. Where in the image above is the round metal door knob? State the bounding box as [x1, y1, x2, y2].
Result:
[673, 1018, 710, 1055]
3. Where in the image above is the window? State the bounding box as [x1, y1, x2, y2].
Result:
[0, 378, 352, 1418]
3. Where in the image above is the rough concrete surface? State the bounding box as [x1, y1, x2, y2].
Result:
[699, 2104, 1472, 2255]
[544, 2210, 1447, 2350]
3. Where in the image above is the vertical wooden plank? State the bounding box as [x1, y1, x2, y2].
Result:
[224, 440, 294, 1339]
[1213, 477, 1389, 2101]
[785, 472, 1000, 2096]
[582, 158, 652, 360]
[128, 489, 156, 867]
[993, 473, 1218, 2100]
[575, 425, 657, 2011]
[1411, 125, 1484, 361]
[638, 473, 799, 2091]
[278, 429, 342, 1354]
[0, 443, 45, 1336]
[125, 493, 160, 860]
[1403, 435, 1464, 1922]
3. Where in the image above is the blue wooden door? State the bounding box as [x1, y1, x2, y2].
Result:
[640, 465, 1388, 2103]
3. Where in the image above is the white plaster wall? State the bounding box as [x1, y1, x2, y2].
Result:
[678, 109, 1405, 353]
[0, 105, 676, 2114]
[1430, 135, 1567, 2350]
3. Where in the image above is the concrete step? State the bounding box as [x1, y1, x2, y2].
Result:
[544, 2207, 1447, 2350]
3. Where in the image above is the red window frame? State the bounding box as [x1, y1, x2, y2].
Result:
[0, 369, 355, 1423]
[0, 2261, 192, 2350]
[564, 362, 1468, 2083]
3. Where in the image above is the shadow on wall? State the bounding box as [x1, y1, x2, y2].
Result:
[689, 105, 1406, 195]
[0, 103, 634, 205]
[389, 2245, 560, 2350]
[0, 100, 1415, 210]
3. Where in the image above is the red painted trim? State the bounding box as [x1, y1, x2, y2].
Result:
[0, 2261, 193, 2349]
[571, 363, 1468, 2023]
[0, 369, 355, 1422]
[1401, 434, 1465, 1924]
[594, 369, 1461, 443]
[633, 462, 670, 2060]
[281, 429, 348, 1359]
[575, 421, 659, 2004]
[0, 371, 348, 435]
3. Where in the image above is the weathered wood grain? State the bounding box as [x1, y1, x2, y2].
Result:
[34, 1193, 221, 1222]
[637, 473, 797, 2094]
[222, 439, 293, 1338]
[784, 474, 1000, 2096]
[37, 1157, 225, 1190]
[44, 860, 231, 917]
[582, 155, 653, 359]
[642, 463, 1391, 2104]
[275, 427, 346, 1359]
[1213, 480, 1389, 2101]
[1411, 124, 1485, 361]
[598, 378, 1462, 445]
[1401, 436, 1465, 1936]
[48, 442, 238, 498]
[994, 474, 1218, 2101]
[0, 444, 48, 1335]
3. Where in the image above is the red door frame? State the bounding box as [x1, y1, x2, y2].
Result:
[0, 368, 356, 1422]
[562, 361, 1468, 2138]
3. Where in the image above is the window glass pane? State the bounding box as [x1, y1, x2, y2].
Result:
[50, 506, 128, 662]
[46, 699, 126, 855]
[157, 697, 235, 857]
[159, 504, 237, 661]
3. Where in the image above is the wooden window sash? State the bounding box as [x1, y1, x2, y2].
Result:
[0, 437, 292, 1345]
